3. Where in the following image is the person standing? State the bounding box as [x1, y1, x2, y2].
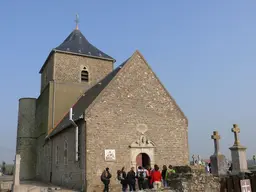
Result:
[126, 167, 136, 192]
[120, 167, 128, 192]
[137, 166, 146, 191]
[101, 167, 112, 192]
[151, 165, 162, 190]
[146, 166, 153, 189]
[161, 165, 168, 188]
[165, 165, 176, 182]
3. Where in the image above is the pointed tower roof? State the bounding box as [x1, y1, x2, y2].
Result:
[54, 29, 115, 61]
[39, 17, 115, 73]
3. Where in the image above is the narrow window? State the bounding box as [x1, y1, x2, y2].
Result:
[64, 139, 68, 165]
[55, 145, 59, 165]
[48, 144, 51, 164]
[81, 68, 89, 82]
[78, 127, 81, 161]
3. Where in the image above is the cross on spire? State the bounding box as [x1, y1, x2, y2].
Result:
[211, 131, 221, 155]
[75, 14, 79, 30]
[231, 124, 240, 146]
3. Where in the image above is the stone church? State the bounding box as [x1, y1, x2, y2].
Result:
[16, 23, 189, 191]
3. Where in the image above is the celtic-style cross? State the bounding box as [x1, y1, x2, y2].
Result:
[75, 14, 79, 30]
[231, 124, 240, 146]
[211, 131, 220, 155]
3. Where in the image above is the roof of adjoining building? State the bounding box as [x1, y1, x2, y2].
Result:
[47, 58, 129, 138]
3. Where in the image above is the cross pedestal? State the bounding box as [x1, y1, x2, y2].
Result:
[229, 124, 249, 175]
[210, 131, 228, 176]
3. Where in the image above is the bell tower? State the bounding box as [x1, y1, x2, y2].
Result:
[38, 16, 115, 133]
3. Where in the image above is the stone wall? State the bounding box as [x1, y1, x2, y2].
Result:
[40, 55, 54, 92]
[35, 85, 50, 181]
[16, 98, 37, 180]
[168, 166, 220, 192]
[54, 52, 113, 85]
[85, 51, 189, 191]
[50, 120, 85, 190]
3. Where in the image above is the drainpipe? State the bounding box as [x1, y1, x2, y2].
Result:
[69, 108, 79, 161]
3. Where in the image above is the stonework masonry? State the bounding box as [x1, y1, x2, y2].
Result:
[16, 27, 189, 192]
[41, 55, 54, 92]
[16, 98, 37, 180]
[47, 52, 115, 133]
[50, 120, 85, 190]
[84, 52, 189, 191]
[54, 52, 113, 85]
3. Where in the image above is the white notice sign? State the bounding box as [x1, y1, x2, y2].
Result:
[240, 179, 251, 192]
[104, 149, 116, 161]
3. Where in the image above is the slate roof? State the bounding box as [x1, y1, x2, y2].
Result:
[55, 29, 115, 61]
[47, 58, 129, 138]
[39, 29, 115, 73]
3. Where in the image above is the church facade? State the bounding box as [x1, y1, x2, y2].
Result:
[16, 26, 189, 191]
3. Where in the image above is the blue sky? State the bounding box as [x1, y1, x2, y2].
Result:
[0, 1, 256, 163]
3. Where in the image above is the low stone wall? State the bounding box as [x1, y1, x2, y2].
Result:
[0, 181, 12, 191]
[167, 166, 220, 192]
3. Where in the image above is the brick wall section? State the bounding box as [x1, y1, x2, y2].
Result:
[50, 82, 89, 132]
[36, 85, 50, 136]
[85, 52, 188, 191]
[41, 55, 54, 92]
[48, 52, 114, 133]
[16, 98, 37, 180]
[51, 120, 85, 190]
[35, 85, 51, 181]
[54, 52, 114, 85]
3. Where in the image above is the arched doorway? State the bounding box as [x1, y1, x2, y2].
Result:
[136, 153, 150, 169]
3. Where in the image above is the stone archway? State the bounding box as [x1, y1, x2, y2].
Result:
[129, 134, 156, 169]
[136, 153, 151, 168]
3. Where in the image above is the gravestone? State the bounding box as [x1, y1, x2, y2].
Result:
[192, 154, 196, 165]
[229, 124, 249, 174]
[210, 131, 228, 176]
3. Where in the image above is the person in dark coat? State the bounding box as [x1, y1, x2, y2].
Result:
[101, 167, 112, 192]
[120, 167, 128, 192]
[126, 167, 136, 191]
[161, 165, 168, 188]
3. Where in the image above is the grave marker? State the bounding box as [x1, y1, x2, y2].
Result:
[229, 124, 249, 174]
[210, 131, 228, 176]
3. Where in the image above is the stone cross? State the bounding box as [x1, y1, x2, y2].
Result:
[211, 131, 221, 154]
[232, 124, 240, 146]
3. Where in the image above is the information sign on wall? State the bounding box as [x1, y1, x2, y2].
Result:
[104, 149, 116, 161]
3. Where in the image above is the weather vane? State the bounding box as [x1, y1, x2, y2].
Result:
[75, 13, 79, 30]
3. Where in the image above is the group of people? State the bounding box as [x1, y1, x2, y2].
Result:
[101, 164, 176, 192]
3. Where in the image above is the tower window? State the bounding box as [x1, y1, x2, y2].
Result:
[81, 68, 89, 82]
